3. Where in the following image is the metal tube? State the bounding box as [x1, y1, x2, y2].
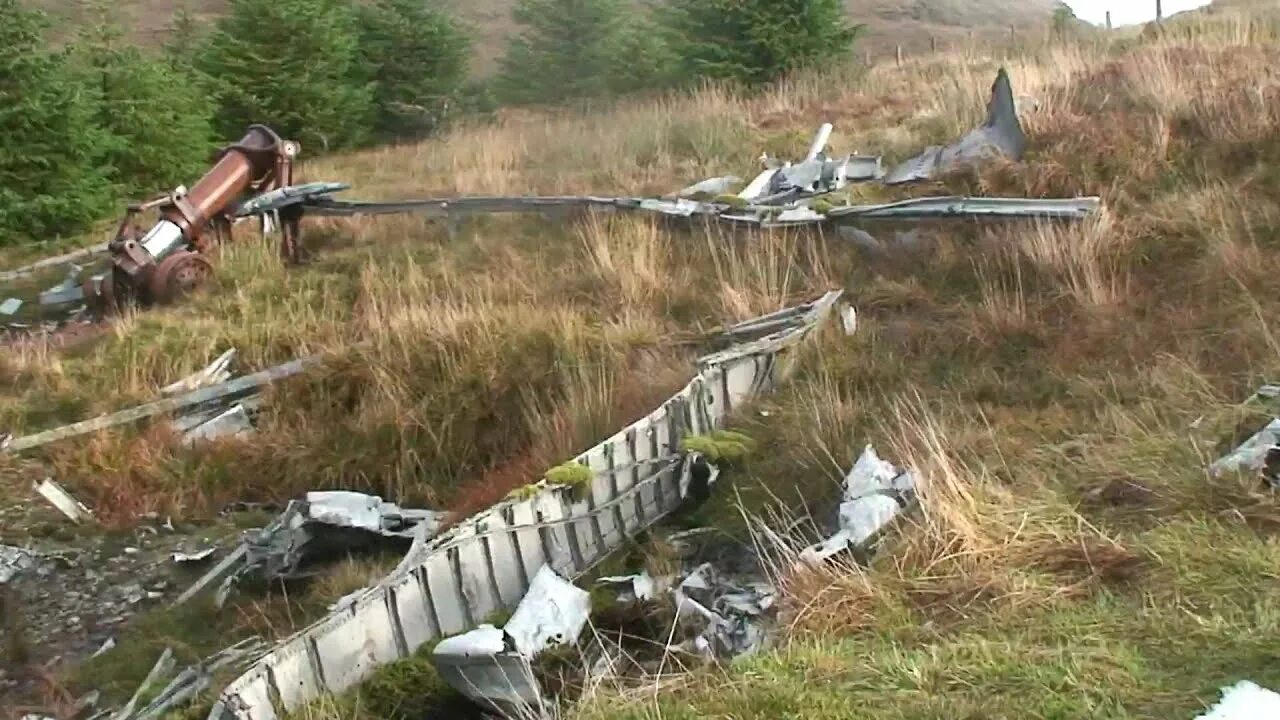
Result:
[160, 126, 283, 241]
[805, 123, 834, 161]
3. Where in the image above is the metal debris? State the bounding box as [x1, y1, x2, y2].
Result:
[1211, 417, 1280, 488]
[206, 291, 846, 720]
[595, 571, 660, 602]
[676, 176, 742, 199]
[233, 181, 351, 218]
[172, 548, 216, 564]
[670, 562, 776, 659]
[3, 355, 321, 455]
[38, 264, 86, 306]
[1, 545, 36, 584]
[799, 445, 917, 565]
[0, 241, 106, 284]
[433, 565, 590, 712]
[173, 544, 247, 607]
[826, 196, 1100, 220]
[34, 477, 95, 523]
[103, 638, 267, 720]
[883, 67, 1027, 185]
[92, 637, 117, 658]
[1195, 680, 1280, 720]
[183, 404, 255, 445]
[0, 297, 21, 315]
[111, 648, 176, 720]
[740, 123, 882, 206]
[504, 565, 592, 657]
[162, 349, 237, 396]
[178, 491, 441, 608]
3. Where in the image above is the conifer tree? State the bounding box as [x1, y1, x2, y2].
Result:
[0, 0, 114, 244]
[355, 0, 472, 140]
[72, 11, 217, 196]
[197, 0, 374, 152]
[496, 0, 630, 104]
[665, 0, 862, 86]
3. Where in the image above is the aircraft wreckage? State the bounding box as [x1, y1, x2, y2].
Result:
[4, 69, 1110, 720]
[194, 290, 848, 720]
[1, 68, 1101, 329]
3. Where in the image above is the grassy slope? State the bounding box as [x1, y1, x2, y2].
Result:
[5, 2, 1280, 718]
[309, 6, 1280, 720]
[21, 0, 1062, 75]
[565, 9, 1280, 720]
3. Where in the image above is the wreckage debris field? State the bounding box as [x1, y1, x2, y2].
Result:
[6, 8, 1280, 719]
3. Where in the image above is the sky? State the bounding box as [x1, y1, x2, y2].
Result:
[1063, 0, 1214, 27]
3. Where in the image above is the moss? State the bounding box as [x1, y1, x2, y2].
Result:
[544, 461, 594, 501]
[289, 640, 470, 720]
[504, 483, 543, 502]
[810, 197, 837, 215]
[713, 193, 749, 209]
[680, 429, 758, 464]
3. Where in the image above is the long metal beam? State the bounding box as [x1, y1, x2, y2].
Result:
[3, 356, 322, 454]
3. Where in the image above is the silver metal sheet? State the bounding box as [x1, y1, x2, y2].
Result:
[389, 572, 435, 651]
[260, 641, 319, 712]
[826, 196, 1101, 220]
[883, 68, 1027, 185]
[423, 552, 468, 636]
[311, 592, 402, 694]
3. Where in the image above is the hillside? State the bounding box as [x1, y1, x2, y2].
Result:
[24, 0, 1065, 74]
[6, 1, 1280, 719]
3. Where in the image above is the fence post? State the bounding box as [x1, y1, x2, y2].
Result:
[1156, 0, 1163, 22]
[895, 44, 902, 67]
[930, 36, 937, 52]
[1105, 11, 1112, 29]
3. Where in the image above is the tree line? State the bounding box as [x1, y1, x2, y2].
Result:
[0, 0, 859, 246]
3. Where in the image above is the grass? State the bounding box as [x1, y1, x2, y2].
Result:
[5, 1, 1280, 717]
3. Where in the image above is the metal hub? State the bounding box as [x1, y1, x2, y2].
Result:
[149, 250, 214, 305]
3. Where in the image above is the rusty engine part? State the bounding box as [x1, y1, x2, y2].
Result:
[88, 125, 301, 314]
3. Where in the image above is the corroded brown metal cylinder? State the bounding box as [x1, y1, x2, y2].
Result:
[161, 124, 286, 241]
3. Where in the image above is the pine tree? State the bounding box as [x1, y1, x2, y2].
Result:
[355, 0, 471, 140]
[495, 0, 628, 104]
[163, 4, 208, 67]
[196, 0, 374, 152]
[0, 0, 115, 245]
[71, 12, 217, 197]
[665, 0, 862, 86]
[605, 13, 678, 96]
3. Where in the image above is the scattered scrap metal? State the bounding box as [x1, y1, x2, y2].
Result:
[433, 565, 593, 714]
[97, 639, 268, 720]
[33, 477, 96, 523]
[1, 67, 1099, 330]
[1, 544, 36, 584]
[432, 452, 918, 714]
[881, 67, 1026, 185]
[1207, 383, 1280, 489]
[798, 445, 918, 565]
[1, 351, 322, 456]
[174, 491, 441, 608]
[203, 291, 847, 720]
